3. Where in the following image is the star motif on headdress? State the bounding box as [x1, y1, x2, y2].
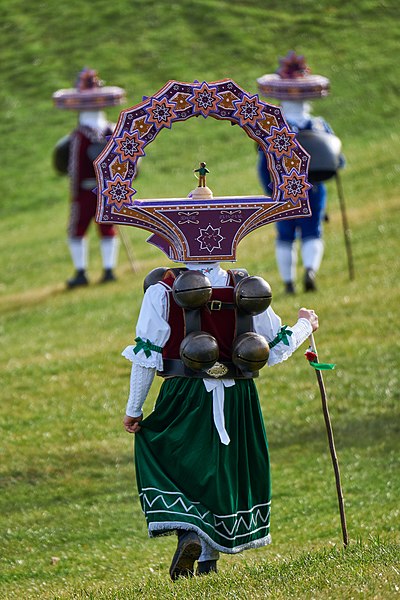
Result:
[147, 97, 176, 129]
[115, 131, 145, 162]
[266, 126, 297, 158]
[191, 83, 219, 117]
[278, 173, 311, 205]
[196, 224, 224, 253]
[233, 94, 264, 126]
[103, 175, 136, 210]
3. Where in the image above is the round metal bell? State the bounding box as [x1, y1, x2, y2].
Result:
[143, 267, 169, 292]
[296, 129, 342, 183]
[180, 331, 219, 371]
[232, 332, 270, 373]
[234, 276, 272, 315]
[172, 270, 212, 309]
[53, 134, 71, 174]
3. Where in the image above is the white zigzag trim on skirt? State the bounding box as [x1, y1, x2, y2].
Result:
[148, 521, 272, 554]
[140, 488, 210, 519]
[140, 487, 270, 542]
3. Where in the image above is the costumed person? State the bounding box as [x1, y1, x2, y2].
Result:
[257, 51, 344, 293]
[52, 68, 126, 288]
[121, 179, 319, 580]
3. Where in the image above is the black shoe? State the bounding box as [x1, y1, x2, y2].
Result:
[196, 560, 218, 576]
[304, 269, 317, 292]
[100, 268, 117, 283]
[67, 270, 89, 289]
[169, 531, 201, 581]
[285, 281, 296, 295]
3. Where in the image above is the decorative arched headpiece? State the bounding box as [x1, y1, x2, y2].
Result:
[94, 79, 312, 262]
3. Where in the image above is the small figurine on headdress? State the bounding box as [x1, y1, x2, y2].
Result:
[52, 68, 126, 288]
[193, 161, 210, 187]
[257, 51, 344, 293]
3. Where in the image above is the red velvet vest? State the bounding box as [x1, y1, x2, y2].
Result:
[161, 270, 240, 362]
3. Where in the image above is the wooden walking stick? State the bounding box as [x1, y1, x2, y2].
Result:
[118, 226, 138, 273]
[305, 333, 349, 549]
[335, 172, 355, 281]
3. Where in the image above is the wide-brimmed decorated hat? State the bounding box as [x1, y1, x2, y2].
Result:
[94, 78, 312, 263]
[257, 51, 330, 101]
[53, 67, 126, 110]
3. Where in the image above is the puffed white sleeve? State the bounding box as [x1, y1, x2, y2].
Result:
[122, 283, 170, 371]
[253, 306, 313, 366]
[122, 283, 170, 417]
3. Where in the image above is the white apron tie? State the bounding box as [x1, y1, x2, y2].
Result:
[203, 378, 235, 445]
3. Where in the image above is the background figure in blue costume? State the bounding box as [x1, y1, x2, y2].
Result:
[257, 51, 344, 294]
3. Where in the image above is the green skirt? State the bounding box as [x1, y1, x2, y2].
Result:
[134, 377, 271, 553]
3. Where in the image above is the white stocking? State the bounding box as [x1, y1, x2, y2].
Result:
[276, 240, 297, 283]
[100, 237, 119, 269]
[301, 238, 324, 272]
[68, 237, 87, 270]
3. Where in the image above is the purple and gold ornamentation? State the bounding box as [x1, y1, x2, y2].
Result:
[94, 79, 312, 262]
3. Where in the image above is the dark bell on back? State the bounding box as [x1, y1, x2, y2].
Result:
[180, 331, 219, 371]
[143, 267, 169, 292]
[172, 270, 212, 309]
[232, 332, 270, 373]
[53, 134, 71, 174]
[234, 276, 272, 315]
[296, 129, 342, 183]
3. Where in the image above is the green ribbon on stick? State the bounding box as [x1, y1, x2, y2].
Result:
[309, 361, 336, 371]
[305, 349, 335, 370]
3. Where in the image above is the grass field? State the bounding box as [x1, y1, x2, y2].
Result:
[1, 0, 399, 598]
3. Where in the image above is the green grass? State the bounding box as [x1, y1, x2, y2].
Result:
[1, 0, 399, 598]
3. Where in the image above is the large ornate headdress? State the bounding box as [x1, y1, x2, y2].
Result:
[94, 78, 312, 262]
[257, 51, 330, 100]
[53, 67, 126, 111]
